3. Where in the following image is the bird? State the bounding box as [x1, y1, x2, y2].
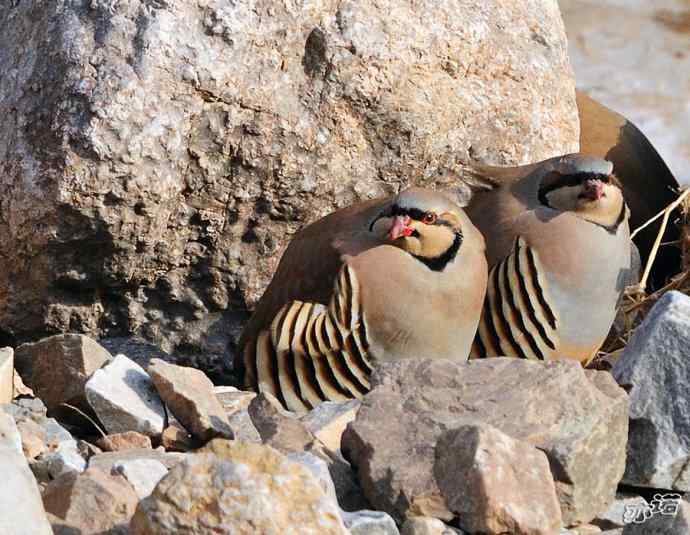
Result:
[465, 153, 634, 364]
[237, 187, 488, 412]
[576, 90, 680, 289]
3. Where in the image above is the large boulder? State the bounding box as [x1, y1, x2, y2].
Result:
[342, 358, 629, 526]
[612, 291, 690, 491]
[0, 0, 579, 359]
[13, 334, 111, 412]
[129, 439, 349, 534]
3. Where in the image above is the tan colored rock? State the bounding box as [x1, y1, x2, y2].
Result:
[342, 358, 628, 526]
[16, 418, 47, 459]
[0, 347, 13, 404]
[42, 467, 139, 534]
[401, 517, 464, 535]
[435, 423, 562, 535]
[0, 0, 578, 362]
[160, 423, 197, 452]
[301, 400, 360, 451]
[14, 334, 111, 412]
[130, 440, 349, 535]
[12, 370, 33, 398]
[97, 431, 152, 452]
[148, 359, 233, 441]
[568, 525, 602, 534]
[248, 392, 317, 453]
[213, 385, 256, 414]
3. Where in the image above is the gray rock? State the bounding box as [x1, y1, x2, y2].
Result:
[0, 0, 578, 360]
[343, 358, 628, 526]
[85, 354, 165, 437]
[0, 347, 13, 404]
[32, 439, 87, 481]
[13, 334, 111, 412]
[612, 291, 690, 491]
[621, 497, 690, 535]
[147, 358, 233, 441]
[88, 448, 186, 475]
[0, 412, 53, 535]
[112, 458, 169, 499]
[594, 493, 649, 530]
[342, 510, 400, 535]
[227, 408, 262, 443]
[28, 418, 88, 483]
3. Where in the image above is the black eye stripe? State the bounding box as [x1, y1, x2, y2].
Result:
[370, 204, 458, 231]
[538, 172, 612, 206]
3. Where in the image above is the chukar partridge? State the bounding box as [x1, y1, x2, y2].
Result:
[577, 90, 680, 288]
[466, 154, 633, 364]
[238, 188, 488, 412]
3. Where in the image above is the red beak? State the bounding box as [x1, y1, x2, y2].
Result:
[581, 179, 605, 201]
[388, 215, 413, 240]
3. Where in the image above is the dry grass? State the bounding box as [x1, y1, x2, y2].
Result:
[589, 188, 690, 370]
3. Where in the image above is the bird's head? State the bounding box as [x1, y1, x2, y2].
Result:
[370, 188, 465, 270]
[537, 155, 625, 228]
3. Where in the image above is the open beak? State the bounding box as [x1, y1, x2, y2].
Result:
[388, 215, 413, 240]
[581, 179, 605, 201]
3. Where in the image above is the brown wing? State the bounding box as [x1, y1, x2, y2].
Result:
[236, 196, 390, 379]
[577, 90, 680, 288]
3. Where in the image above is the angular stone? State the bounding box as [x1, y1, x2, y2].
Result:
[0, 412, 53, 535]
[0, 347, 13, 404]
[343, 358, 628, 525]
[213, 385, 256, 414]
[42, 467, 139, 535]
[301, 400, 361, 452]
[342, 510, 400, 535]
[32, 439, 86, 481]
[112, 458, 169, 499]
[286, 451, 339, 506]
[88, 448, 186, 474]
[16, 418, 47, 460]
[621, 497, 690, 535]
[14, 334, 111, 412]
[130, 440, 349, 534]
[227, 408, 262, 443]
[248, 392, 316, 453]
[0, 0, 578, 360]
[160, 423, 197, 452]
[593, 493, 649, 530]
[148, 358, 233, 441]
[612, 291, 690, 491]
[12, 370, 33, 398]
[85, 354, 165, 437]
[435, 423, 562, 535]
[401, 517, 466, 535]
[97, 431, 153, 452]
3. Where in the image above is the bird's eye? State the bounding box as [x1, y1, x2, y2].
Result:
[423, 212, 437, 224]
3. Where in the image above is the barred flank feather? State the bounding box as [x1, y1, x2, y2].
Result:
[244, 264, 373, 412]
[471, 237, 559, 360]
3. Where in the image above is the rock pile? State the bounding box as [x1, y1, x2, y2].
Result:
[0, 291, 688, 534]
